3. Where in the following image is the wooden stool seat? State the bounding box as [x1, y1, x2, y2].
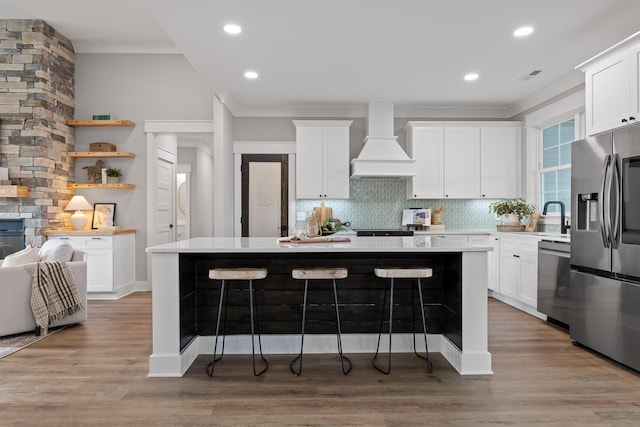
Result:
[290, 267, 351, 376]
[209, 268, 267, 281]
[292, 268, 348, 280]
[374, 267, 433, 279]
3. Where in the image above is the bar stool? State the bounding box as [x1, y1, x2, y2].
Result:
[290, 268, 352, 376]
[206, 267, 269, 377]
[372, 267, 434, 374]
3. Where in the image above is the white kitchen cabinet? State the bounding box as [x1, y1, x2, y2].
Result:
[444, 127, 481, 198]
[469, 234, 500, 291]
[405, 125, 444, 199]
[405, 122, 520, 200]
[498, 235, 540, 307]
[294, 120, 352, 199]
[480, 127, 519, 198]
[47, 231, 135, 296]
[579, 34, 640, 135]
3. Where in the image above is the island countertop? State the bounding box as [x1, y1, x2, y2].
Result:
[146, 236, 493, 254]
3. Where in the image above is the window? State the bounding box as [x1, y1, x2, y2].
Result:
[539, 119, 574, 213]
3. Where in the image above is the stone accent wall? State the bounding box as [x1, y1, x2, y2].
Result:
[0, 19, 75, 247]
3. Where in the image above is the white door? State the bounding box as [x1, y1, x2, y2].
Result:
[249, 162, 281, 237]
[154, 146, 176, 245]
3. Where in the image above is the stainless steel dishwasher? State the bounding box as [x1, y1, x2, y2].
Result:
[537, 239, 571, 327]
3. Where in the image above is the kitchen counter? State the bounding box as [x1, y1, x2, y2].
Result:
[147, 236, 492, 377]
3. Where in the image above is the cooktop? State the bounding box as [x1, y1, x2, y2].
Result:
[355, 230, 414, 237]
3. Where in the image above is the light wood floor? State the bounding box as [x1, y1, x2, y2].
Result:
[1, 293, 639, 426]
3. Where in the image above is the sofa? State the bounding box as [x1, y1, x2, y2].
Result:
[0, 250, 87, 337]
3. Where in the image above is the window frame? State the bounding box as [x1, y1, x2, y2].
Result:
[538, 118, 575, 216]
[523, 90, 585, 228]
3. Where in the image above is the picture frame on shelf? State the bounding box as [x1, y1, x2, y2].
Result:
[92, 203, 116, 229]
[525, 213, 541, 232]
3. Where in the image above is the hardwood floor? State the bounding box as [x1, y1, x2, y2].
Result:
[1, 293, 639, 426]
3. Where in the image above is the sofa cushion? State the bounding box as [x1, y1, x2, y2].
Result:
[39, 240, 74, 263]
[1, 245, 40, 267]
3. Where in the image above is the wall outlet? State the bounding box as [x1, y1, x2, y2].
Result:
[296, 211, 307, 221]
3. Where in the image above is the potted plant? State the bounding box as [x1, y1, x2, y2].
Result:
[105, 167, 122, 184]
[489, 198, 535, 226]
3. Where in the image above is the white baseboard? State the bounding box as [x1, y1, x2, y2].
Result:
[87, 281, 149, 300]
[489, 292, 547, 321]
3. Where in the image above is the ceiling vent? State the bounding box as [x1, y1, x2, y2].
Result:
[519, 70, 542, 81]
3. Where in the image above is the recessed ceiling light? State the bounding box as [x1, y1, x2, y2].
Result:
[514, 26, 533, 37]
[223, 24, 242, 34]
[464, 73, 479, 81]
[244, 71, 258, 79]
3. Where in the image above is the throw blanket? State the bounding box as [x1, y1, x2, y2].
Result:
[23, 261, 84, 335]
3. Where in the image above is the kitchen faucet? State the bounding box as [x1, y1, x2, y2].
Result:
[542, 201, 569, 234]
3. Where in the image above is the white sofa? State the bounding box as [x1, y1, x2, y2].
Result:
[0, 250, 87, 337]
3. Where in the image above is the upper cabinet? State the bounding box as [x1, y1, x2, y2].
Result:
[406, 126, 444, 198]
[443, 126, 481, 198]
[578, 32, 640, 135]
[294, 120, 352, 199]
[480, 126, 519, 198]
[405, 121, 521, 200]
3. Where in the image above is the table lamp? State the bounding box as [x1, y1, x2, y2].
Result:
[65, 195, 93, 230]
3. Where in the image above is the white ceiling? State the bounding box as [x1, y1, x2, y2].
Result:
[3, 0, 640, 117]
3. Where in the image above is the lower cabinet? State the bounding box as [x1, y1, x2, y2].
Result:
[468, 234, 500, 292]
[48, 232, 135, 295]
[498, 235, 540, 308]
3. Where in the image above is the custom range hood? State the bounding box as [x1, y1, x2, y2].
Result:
[350, 101, 416, 179]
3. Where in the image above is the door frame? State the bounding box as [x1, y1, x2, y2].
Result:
[145, 120, 214, 283]
[233, 141, 296, 237]
[241, 154, 288, 237]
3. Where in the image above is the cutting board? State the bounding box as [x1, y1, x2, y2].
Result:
[313, 203, 332, 225]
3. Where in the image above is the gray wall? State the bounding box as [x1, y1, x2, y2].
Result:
[74, 53, 213, 283]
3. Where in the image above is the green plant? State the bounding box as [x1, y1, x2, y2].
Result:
[105, 167, 122, 177]
[489, 198, 535, 219]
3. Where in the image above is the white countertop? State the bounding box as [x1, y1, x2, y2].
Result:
[146, 236, 493, 254]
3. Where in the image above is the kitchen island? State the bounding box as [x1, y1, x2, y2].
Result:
[146, 235, 492, 377]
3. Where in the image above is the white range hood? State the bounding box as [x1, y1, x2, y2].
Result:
[350, 101, 416, 180]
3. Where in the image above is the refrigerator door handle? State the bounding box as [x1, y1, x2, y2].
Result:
[601, 154, 611, 248]
[610, 153, 621, 249]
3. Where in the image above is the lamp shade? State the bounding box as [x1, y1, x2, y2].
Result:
[65, 195, 92, 211]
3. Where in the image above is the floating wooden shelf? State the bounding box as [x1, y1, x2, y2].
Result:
[67, 120, 135, 128]
[67, 183, 135, 189]
[0, 185, 29, 197]
[69, 151, 135, 158]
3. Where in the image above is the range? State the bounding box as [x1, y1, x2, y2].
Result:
[356, 230, 414, 237]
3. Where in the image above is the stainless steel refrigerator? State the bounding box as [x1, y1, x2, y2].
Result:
[571, 125, 640, 372]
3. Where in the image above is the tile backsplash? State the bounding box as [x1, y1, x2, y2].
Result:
[295, 180, 504, 231]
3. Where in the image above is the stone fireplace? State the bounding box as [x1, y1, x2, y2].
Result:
[0, 19, 75, 247]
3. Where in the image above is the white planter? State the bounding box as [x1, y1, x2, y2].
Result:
[505, 213, 521, 225]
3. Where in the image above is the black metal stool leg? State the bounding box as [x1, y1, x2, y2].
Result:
[290, 279, 309, 376]
[416, 278, 433, 373]
[332, 279, 352, 375]
[207, 280, 226, 377]
[373, 286, 388, 360]
[249, 279, 269, 376]
[373, 278, 394, 374]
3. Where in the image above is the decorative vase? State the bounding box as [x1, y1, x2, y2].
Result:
[505, 213, 521, 225]
[107, 176, 120, 184]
